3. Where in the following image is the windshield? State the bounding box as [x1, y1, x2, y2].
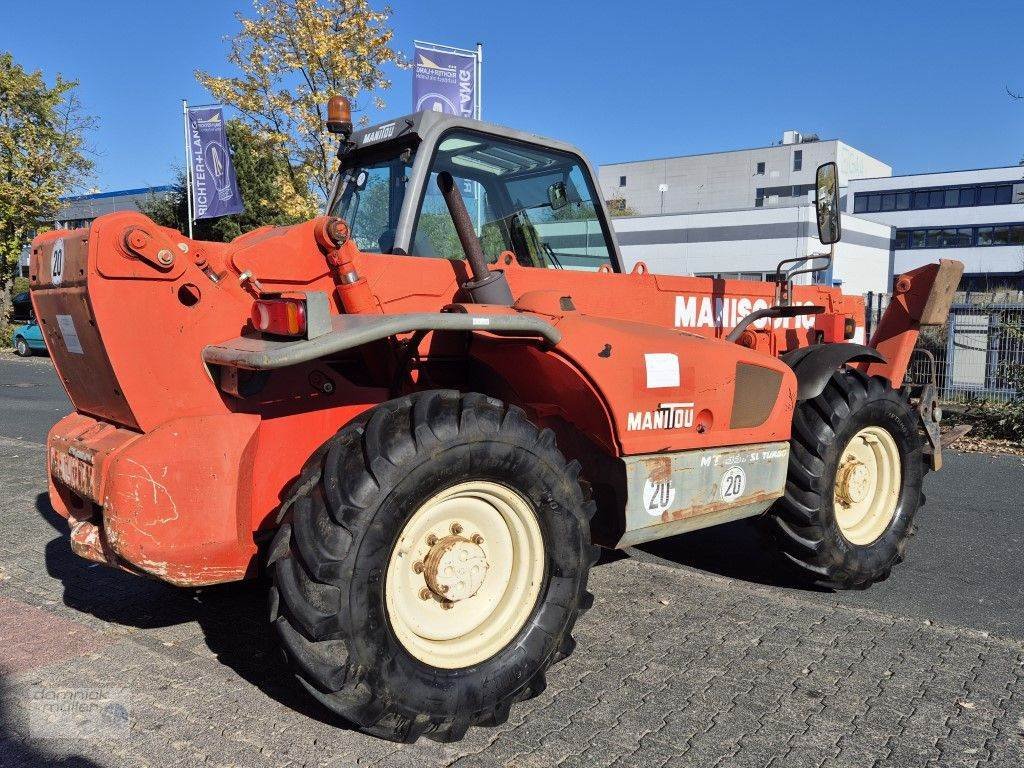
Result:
[413, 131, 613, 271]
[329, 145, 414, 253]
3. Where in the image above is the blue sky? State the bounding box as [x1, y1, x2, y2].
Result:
[4, 0, 1023, 192]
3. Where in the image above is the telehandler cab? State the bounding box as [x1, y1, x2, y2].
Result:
[30, 97, 962, 742]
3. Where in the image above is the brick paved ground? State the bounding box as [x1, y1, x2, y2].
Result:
[1, 434, 1022, 767]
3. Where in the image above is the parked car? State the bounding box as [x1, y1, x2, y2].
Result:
[11, 291, 33, 322]
[12, 317, 47, 357]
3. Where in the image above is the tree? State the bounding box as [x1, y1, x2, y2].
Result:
[0, 53, 93, 286]
[139, 119, 318, 241]
[196, 0, 403, 203]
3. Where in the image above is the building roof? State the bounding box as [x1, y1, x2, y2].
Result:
[600, 139, 843, 168]
[59, 185, 174, 203]
[850, 165, 1024, 183]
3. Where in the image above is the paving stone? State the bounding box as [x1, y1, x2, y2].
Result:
[2, 435, 1023, 766]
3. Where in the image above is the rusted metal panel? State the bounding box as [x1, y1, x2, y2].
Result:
[617, 441, 789, 548]
[919, 259, 965, 326]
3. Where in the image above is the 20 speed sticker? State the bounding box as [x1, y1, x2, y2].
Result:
[643, 477, 676, 516]
[51, 238, 65, 285]
[720, 466, 747, 502]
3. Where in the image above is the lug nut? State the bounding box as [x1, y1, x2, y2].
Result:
[471, 534, 484, 544]
[450, 522, 463, 535]
[412, 561, 424, 574]
[441, 601, 453, 611]
[419, 587, 431, 601]
[426, 534, 438, 546]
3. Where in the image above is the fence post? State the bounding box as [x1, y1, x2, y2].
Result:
[866, 292, 875, 340]
[943, 311, 957, 401]
[986, 311, 1001, 395]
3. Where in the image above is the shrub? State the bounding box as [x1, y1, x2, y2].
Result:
[945, 398, 1024, 442]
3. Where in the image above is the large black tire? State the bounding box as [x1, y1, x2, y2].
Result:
[769, 368, 926, 590]
[268, 390, 597, 743]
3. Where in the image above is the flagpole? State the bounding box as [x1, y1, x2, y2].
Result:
[182, 99, 194, 239]
[475, 42, 483, 121]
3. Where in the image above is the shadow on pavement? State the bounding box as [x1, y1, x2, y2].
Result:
[35, 493, 354, 732]
[622, 517, 830, 592]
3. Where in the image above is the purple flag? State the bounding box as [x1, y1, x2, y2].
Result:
[413, 44, 478, 118]
[187, 106, 244, 220]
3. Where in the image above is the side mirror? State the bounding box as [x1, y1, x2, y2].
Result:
[547, 181, 569, 211]
[815, 162, 841, 245]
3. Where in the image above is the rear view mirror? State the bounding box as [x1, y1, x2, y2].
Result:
[815, 162, 841, 245]
[547, 181, 568, 211]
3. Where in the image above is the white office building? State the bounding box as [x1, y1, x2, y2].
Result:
[599, 133, 895, 294]
[848, 167, 1024, 291]
[600, 132, 891, 216]
[611, 203, 894, 295]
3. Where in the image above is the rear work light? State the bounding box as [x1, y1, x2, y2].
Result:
[251, 297, 307, 338]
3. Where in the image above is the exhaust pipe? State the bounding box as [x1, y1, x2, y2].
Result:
[436, 171, 513, 306]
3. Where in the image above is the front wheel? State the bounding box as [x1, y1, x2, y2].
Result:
[14, 337, 31, 357]
[268, 391, 597, 742]
[768, 368, 925, 589]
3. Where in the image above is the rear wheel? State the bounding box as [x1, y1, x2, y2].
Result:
[14, 337, 31, 357]
[769, 368, 925, 589]
[268, 390, 597, 742]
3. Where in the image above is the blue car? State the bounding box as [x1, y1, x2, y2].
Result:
[12, 317, 47, 357]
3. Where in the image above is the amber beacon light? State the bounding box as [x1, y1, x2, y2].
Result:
[326, 96, 353, 138]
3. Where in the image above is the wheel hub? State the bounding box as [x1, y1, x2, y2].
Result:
[422, 535, 489, 602]
[835, 459, 871, 506]
[385, 481, 545, 668]
[832, 426, 902, 545]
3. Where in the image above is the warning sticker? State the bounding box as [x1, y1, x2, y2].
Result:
[644, 353, 680, 389]
[56, 314, 83, 354]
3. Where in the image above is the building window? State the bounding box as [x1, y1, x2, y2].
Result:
[855, 181, 1020, 213]
[793, 150, 802, 172]
[618, 175, 626, 187]
[895, 222, 1024, 249]
[756, 161, 765, 175]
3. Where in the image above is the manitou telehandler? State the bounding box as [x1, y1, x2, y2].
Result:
[30, 96, 961, 742]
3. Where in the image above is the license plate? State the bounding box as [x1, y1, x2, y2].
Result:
[50, 446, 95, 499]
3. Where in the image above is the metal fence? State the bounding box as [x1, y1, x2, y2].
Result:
[865, 292, 1024, 403]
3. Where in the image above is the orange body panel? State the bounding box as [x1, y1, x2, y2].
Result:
[27, 212, 915, 586]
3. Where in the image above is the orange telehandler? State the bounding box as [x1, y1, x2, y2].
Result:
[30, 97, 961, 742]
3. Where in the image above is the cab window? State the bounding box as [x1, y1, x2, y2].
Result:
[411, 131, 614, 271]
[330, 146, 414, 253]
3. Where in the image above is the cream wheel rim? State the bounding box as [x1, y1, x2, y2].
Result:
[833, 426, 902, 545]
[385, 481, 545, 668]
